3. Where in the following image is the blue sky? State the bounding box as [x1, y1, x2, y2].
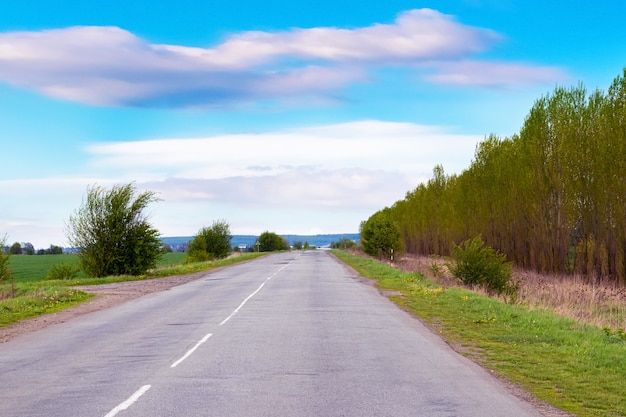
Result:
[1, 1, 625, 248]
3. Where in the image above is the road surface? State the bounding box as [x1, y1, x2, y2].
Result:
[0, 251, 545, 416]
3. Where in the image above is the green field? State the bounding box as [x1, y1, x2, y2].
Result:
[8, 252, 187, 283]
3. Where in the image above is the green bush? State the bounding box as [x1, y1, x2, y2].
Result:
[45, 263, 80, 281]
[257, 231, 289, 252]
[449, 235, 516, 299]
[360, 211, 402, 259]
[186, 220, 232, 263]
[66, 183, 163, 277]
[0, 256, 10, 282]
[330, 238, 357, 250]
[0, 236, 11, 283]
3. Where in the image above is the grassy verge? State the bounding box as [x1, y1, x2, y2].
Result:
[55, 252, 266, 286]
[0, 252, 266, 328]
[333, 250, 626, 417]
[0, 286, 94, 327]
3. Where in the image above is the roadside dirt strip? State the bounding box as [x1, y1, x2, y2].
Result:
[0, 272, 209, 343]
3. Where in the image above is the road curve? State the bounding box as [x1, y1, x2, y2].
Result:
[0, 251, 544, 417]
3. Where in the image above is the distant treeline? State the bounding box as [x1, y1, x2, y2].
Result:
[369, 68, 626, 283]
[161, 233, 360, 251]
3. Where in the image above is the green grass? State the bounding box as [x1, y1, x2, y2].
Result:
[0, 286, 94, 327]
[332, 250, 626, 417]
[1, 252, 265, 328]
[7, 252, 188, 283]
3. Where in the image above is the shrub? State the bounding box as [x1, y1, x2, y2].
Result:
[360, 212, 403, 260]
[257, 231, 289, 252]
[330, 238, 357, 250]
[0, 235, 11, 283]
[45, 263, 80, 280]
[65, 183, 163, 277]
[9, 242, 22, 255]
[449, 235, 516, 299]
[186, 220, 232, 263]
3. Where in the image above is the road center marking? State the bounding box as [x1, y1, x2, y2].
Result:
[219, 261, 293, 326]
[171, 333, 213, 368]
[103, 255, 300, 416]
[104, 384, 151, 417]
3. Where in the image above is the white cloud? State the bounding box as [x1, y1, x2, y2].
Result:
[424, 60, 568, 86]
[0, 120, 481, 247]
[0, 9, 563, 107]
[82, 120, 480, 231]
[143, 168, 404, 209]
[208, 8, 498, 64]
[85, 120, 479, 183]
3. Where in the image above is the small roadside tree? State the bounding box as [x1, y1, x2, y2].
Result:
[360, 211, 403, 260]
[0, 235, 12, 284]
[257, 231, 289, 252]
[186, 220, 232, 263]
[65, 183, 163, 277]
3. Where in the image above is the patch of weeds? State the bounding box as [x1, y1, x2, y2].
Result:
[0, 287, 93, 327]
[603, 327, 626, 344]
[45, 263, 80, 280]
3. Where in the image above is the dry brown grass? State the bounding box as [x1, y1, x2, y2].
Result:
[397, 254, 626, 331]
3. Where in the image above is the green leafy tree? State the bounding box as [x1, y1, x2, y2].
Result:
[292, 241, 303, 250]
[257, 231, 289, 252]
[47, 245, 63, 255]
[360, 211, 403, 259]
[9, 242, 22, 255]
[65, 183, 163, 277]
[186, 220, 232, 262]
[22, 242, 35, 255]
[0, 235, 12, 283]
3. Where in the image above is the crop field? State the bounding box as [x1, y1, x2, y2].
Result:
[8, 252, 187, 283]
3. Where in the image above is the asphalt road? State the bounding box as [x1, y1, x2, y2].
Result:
[0, 251, 544, 417]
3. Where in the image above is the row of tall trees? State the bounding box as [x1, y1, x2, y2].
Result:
[367, 68, 626, 283]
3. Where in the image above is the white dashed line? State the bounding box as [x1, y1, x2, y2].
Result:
[218, 261, 293, 326]
[103, 256, 299, 416]
[171, 333, 213, 368]
[104, 384, 151, 417]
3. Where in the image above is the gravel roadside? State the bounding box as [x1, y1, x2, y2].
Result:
[0, 271, 210, 343]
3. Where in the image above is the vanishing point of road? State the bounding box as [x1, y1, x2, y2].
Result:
[0, 251, 545, 416]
